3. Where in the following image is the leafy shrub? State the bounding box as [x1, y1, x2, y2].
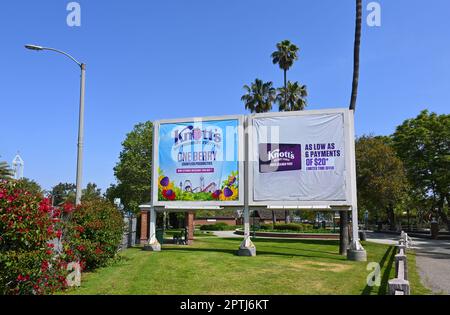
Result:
[0, 180, 68, 295]
[64, 199, 124, 270]
[272, 223, 314, 232]
[200, 222, 235, 231]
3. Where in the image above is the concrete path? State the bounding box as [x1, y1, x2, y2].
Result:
[212, 230, 241, 238]
[366, 232, 450, 294]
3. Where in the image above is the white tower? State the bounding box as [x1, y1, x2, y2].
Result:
[12, 153, 24, 180]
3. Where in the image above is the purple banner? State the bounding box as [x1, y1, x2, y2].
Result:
[259, 143, 301, 173]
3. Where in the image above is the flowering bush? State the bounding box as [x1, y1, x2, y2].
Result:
[0, 180, 68, 295]
[63, 199, 124, 270]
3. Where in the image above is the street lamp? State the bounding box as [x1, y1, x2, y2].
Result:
[25, 44, 86, 206]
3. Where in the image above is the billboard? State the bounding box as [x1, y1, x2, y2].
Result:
[248, 108, 356, 207]
[152, 115, 244, 207]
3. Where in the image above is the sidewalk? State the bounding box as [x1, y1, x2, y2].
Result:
[366, 232, 450, 294]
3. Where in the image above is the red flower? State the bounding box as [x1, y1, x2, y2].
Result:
[46, 250, 53, 255]
[95, 247, 103, 255]
[56, 230, 62, 238]
[39, 198, 51, 213]
[41, 260, 49, 272]
[77, 245, 85, 252]
[63, 202, 75, 213]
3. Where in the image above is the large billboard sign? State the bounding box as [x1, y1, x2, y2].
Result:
[152, 115, 244, 207]
[248, 108, 356, 207]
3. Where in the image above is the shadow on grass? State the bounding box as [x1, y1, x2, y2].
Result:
[161, 244, 345, 261]
[361, 245, 396, 295]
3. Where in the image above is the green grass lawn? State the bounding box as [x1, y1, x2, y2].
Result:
[63, 237, 431, 295]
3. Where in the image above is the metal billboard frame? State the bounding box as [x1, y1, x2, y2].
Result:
[246, 108, 356, 210]
[151, 114, 245, 209]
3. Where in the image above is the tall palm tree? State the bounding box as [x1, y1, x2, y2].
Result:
[341, 0, 362, 256]
[0, 161, 13, 180]
[276, 81, 308, 112]
[271, 40, 299, 108]
[241, 79, 276, 113]
[349, 0, 362, 111]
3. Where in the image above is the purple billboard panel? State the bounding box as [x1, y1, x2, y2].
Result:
[259, 143, 301, 173]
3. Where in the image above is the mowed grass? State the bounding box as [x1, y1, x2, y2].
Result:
[64, 237, 431, 295]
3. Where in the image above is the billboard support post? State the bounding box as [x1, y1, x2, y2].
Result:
[237, 204, 256, 256]
[144, 207, 161, 251]
[238, 116, 256, 256]
[347, 110, 366, 261]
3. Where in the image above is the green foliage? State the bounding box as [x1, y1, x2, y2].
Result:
[392, 110, 450, 226]
[276, 81, 308, 112]
[199, 222, 235, 231]
[64, 199, 124, 271]
[81, 182, 102, 202]
[356, 135, 410, 227]
[0, 180, 68, 295]
[51, 182, 76, 206]
[15, 178, 42, 195]
[271, 40, 299, 72]
[241, 79, 276, 113]
[272, 223, 313, 231]
[106, 121, 153, 214]
[0, 161, 13, 180]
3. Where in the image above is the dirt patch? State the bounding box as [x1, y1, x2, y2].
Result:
[287, 260, 352, 272]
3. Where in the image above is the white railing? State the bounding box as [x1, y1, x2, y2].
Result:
[388, 231, 411, 295]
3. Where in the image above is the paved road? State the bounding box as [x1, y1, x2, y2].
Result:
[366, 232, 450, 294]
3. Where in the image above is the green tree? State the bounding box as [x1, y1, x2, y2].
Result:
[276, 81, 308, 112]
[392, 110, 450, 230]
[51, 182, 76, 206]
[349, 0, 362, 111]
[106, 121, 153, 214]
[0, 161, 13, 180]
[82, 182, 102, 201]
[271, 40, 299, 108]
[15, 178, 42, 195]
[241, 79, 276, 113]
[356, 135, 410, 230]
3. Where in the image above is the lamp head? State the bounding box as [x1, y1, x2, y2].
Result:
[24, 44, 44, 51]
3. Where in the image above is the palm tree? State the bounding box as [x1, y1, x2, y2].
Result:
[271, 40, 299, 108]
[0, 161, 13, 180]
[241, 79, 276, 113]
[276, 81, 308, 112]
[349, 0, 362, 111]
[341, 0, 362, 256]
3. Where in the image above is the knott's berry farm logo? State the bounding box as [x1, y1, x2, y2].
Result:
[259, 143, 301, 173]
[174, 125, 222, 145]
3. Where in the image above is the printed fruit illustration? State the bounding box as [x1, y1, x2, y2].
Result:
[162, 189, 176, 200]
[223, 187, 233, 198]
[212, 190, 221, 199]
[160, 176, 169, 187]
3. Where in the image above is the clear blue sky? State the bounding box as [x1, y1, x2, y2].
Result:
[1, 0, 449, 192]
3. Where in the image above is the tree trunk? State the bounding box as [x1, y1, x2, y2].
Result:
[284, 69, 287, 109]
[339, 211, 349, 255]
[272, 210, 277, 226]
[387, 205, 396, 231]
[285, 210, 290, 224]
[349, 0, 362, 111]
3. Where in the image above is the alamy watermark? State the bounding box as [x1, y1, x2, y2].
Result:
[366, 262, 381, 287]
[66, 2, 81, 27]
[367, 1, 381, 27]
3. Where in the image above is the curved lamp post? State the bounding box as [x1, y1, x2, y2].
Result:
[25, 44, 86, 206]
